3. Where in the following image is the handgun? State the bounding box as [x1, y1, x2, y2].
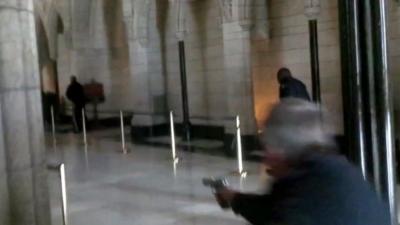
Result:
[202, 177, 231, 208]
[202, 177, 228, 192]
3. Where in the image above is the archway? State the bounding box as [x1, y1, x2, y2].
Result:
[35, 13, 65, 125]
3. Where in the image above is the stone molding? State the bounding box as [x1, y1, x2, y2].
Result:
[304, 0, 321, 20]
[218, 0, 233, 22]
[134, 0, 151, 46]
[219, 0, 252, 30]
[169, 0, 194, 40]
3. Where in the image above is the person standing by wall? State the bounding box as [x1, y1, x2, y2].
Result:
[66, 76, 86, 132]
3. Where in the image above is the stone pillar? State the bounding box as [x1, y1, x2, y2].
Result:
[0, 1, 51, 225]
[123, 0, 167, 140]
[220, 0, 258, 153]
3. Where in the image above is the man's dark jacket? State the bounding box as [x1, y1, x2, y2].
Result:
[280, 77, 311, 101]
[66, 81, 86, 107]
[231, 153, 390, 225]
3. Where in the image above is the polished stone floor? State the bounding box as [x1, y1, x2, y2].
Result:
[46, 129, 267, 225]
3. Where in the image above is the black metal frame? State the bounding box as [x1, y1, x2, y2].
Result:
[309, 20, 321, 103]
[338, 0, 396, 223]
[178, 41, 191, 142]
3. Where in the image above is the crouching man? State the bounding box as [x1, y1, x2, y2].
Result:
[214, 99, 390, 225]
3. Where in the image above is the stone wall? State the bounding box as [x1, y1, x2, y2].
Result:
[37, 0, 132, 115]
[36, 0, 348, 136]
[122, 0, 167, 126]
[163, 0, 227, 127]
[129, 0, 344, 135]
[68, 0, 131, 111]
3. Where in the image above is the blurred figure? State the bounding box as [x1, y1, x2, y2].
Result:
[214, 99, 390, 225]
[278, 67, 311, 100]
[66, 76, 86, 132]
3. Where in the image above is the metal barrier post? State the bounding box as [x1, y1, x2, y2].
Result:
[170, 111, 179, 162]
[173, 160, 178, 178]
[60, 164, 68, 225]
[48, 163, 69, 225]
[240, 175, 245, 191]
[84, 145, 89, 169]
[51, 105, 56, 145]
[82, 109, 87, 145]
[236, 116, 247, 177]
[120, 110, 128, 154]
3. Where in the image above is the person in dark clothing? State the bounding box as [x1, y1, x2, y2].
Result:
[278, 68, 311, 100]
[214, 99, 390, 225]
[66, 76, 86, 132]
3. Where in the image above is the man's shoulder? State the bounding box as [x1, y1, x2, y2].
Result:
[304, 154, 353, 174]
[290, 77, 306, 86]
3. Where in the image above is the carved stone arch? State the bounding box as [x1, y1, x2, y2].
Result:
[35, 14, 61, 115]
[34, 3, 48, 39]
[34, 1, 66, 105]
[35, 16, 51, 68]
[42, 2, 65, 60]
[56, 13, 64, 33]
[33, 2, 59, 61]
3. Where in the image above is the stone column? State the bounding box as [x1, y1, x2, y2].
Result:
[123, 0, 167, 140]
[0, 1, 51, 225]
[220, 0, 258, 153]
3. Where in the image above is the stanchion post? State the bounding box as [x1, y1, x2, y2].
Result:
[84, 145, 89, 169]
[51, 105, 56, 144]
[236, 116, 246, 177]
[59, 163, 68, 225]
[170, 111, 178, 162]
[173, 160, 178, 178]
[82, 109, 87, 145]
[47, 163, 69, 225]
[239, 175, 245, 191]
[120, 110, 128, 154]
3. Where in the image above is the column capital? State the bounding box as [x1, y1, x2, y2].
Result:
[169, 0, 195, 40]
[219, 0, 253, 30]
[218, 0, 233, 23]
[304, 0, 321, 20]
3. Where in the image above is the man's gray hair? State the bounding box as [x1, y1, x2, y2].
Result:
[262, 98, 333, 157]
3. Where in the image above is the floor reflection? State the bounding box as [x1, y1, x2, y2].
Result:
[46, 129, 262, 225]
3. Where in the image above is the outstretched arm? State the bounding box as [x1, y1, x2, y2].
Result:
[231, 193, 272, 225]
[216, 188, 272, 225]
